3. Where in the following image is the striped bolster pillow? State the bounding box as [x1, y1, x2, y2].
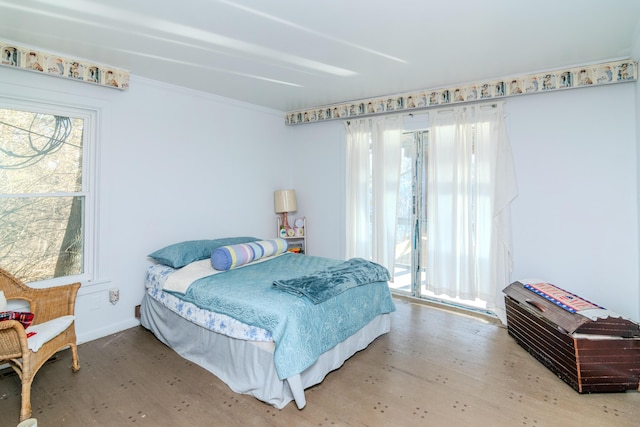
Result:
[211, 238, 288, 271]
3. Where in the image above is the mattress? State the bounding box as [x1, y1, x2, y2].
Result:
[144, 264, 273, 341]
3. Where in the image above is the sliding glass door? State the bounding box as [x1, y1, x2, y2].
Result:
[389, 131, 427, 297]
[390, 127, 495, 314]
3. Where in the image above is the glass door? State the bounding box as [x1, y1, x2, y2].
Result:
[389, 131, 427, 297]
[390, 128, 491, 313]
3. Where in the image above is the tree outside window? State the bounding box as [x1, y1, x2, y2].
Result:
[0, 107, 87, 283]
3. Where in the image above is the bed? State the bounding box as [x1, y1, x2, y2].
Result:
[139, 237, 395, 409]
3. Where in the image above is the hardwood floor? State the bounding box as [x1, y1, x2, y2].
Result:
[1, 298, 638, 426]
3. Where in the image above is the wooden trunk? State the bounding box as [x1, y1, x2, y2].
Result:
[504, 281, 640, 393]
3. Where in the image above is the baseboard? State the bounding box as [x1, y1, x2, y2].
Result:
[76, 318, 141, 344]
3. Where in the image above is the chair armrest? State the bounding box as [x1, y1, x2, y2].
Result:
[0, 320, 28, 359]
[27, 282, 81, 324]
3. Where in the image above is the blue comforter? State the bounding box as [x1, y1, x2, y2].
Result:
[178, 253, 396, 380]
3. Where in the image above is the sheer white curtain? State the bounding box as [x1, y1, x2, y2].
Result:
[427, 103, 518, 323]
[372, 117, 403, 273]
[345, 116, 403, 274]
[345, 119, 372, 259]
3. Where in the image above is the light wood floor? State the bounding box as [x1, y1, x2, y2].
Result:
[1, 298, 639, 426]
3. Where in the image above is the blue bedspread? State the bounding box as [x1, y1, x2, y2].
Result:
[272, 257, 390, 304]
[178, 253, 396, 380]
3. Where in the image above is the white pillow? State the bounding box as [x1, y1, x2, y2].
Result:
[0, 291, 6, 311]
[26, 315, 74, 352]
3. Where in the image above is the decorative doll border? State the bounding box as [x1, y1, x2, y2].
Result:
[1, 42, 129, 90]
[284, 60, 636, 125]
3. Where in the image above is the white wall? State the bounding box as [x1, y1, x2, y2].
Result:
[287, 82, 640, 322]
[632, 27, 640, 323]
[285, 120, 345, 258]
[507, 84, 638, 321]
[0, 66, 289, 343]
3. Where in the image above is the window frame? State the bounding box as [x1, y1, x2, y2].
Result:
[0, 96, 98, 287]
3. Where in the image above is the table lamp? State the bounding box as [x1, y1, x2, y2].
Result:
[274, 189, 297, 230]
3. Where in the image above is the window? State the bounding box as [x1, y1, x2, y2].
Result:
[0, 101, 96, 285]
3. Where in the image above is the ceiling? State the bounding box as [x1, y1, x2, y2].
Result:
[1, 0, 639, 112]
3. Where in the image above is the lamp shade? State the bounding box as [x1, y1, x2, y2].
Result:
[274, 189, 297, 213]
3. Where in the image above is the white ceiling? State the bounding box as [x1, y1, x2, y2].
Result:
[1, 0, 639, 112]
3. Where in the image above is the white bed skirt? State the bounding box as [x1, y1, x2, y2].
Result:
[140, 293, 390, 409]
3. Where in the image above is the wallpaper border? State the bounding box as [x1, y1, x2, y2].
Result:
[284, 59, 637, 126]
[1, 41, 129, 91]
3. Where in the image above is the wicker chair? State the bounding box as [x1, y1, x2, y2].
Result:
[0, 268, 80, 421]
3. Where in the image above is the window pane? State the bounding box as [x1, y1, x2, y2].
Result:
[0, 109, 83, 194]
[0, 106, 86, 284]
[0, 196, 84, 282]
[390, 132, 415, 292]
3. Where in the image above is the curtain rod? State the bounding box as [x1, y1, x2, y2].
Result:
[434, 101, 502, 114]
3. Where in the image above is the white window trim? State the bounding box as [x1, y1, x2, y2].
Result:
[0, 96, 99, 287]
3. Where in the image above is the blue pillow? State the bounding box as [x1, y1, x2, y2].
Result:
[148, 237, 258, 268]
